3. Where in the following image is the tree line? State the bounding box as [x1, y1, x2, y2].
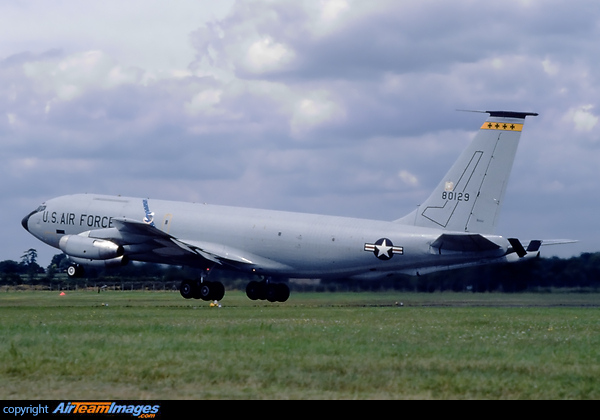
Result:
[1, 249, 600, 292]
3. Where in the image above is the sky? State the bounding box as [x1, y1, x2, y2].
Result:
[2, 0, 599, 267]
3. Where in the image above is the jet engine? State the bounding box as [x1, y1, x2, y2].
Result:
[69, 255, 128, 269]
[66, 255, 128, 278]
[59, 234, 124, 260]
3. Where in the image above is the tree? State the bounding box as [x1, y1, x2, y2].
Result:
[20, 248, 43, 282]
[0, 260, 24, 285]
[21, 248, 38, 266]
[49, 253, 69, 272]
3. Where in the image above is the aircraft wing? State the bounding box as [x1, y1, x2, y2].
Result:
[107, 218, 290, 272]
[109, 217, 230, 265]
[182, 239, 292, 272]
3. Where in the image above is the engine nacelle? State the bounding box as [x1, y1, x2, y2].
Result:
[59, 234, 124, 260]
[69, 255, 129, 269]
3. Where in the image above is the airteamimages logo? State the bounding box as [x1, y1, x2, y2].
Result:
[52, 402, 160, 418]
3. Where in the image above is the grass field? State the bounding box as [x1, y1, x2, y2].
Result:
[1, 290, 599, 399]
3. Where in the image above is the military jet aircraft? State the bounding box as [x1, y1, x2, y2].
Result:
[22, 111, 571, 302]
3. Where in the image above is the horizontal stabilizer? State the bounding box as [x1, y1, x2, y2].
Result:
[527, 240, 542, 252]
[508, 238, 527, 258]
[485, 111, 538, 118]
[539, 239, 578, 246]
[511, 238, 577, 257]
[506, 238, 577, 259]
[431, 233, 500, 252]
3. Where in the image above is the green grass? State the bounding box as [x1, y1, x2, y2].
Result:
[1, 290, 599, 399]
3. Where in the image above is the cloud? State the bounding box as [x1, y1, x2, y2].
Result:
[565, 105, 598, 133]
[6, 112, 17, 127]
[290, 91, 346, 138]
[398, 170, 419, 187]
[4, 0, 600, 265]
[244, 37, 296, 74]
[23, 50, 142, 103]
[185, 88, 223, 116]
[542, 58, 559, 76]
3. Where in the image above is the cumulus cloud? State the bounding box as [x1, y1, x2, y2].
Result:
[23, 50, 142, 103]
[185, 88, 223, 116]
[6, 112, 17, 127]
[398, 170, 419, 187]
[565, 105, 598, 133]
[290, 91, 346, 138]
[542, 58, 559, 76]
[244, 37, 296, 74]
[4, 0, 600, 265]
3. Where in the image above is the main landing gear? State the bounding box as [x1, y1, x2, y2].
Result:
[180, 279, 225, 301]
[179, 277, 290, 303]
[246, 280, 290, 302]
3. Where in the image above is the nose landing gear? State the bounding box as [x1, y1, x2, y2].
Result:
[67, 263, 85, 278]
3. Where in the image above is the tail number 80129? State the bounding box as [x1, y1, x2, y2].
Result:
[442, 192, 470, 201]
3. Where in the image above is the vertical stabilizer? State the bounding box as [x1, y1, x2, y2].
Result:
[396, 111, 537, 234]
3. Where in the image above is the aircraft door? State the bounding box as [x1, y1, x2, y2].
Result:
[161, 213, 173, 234]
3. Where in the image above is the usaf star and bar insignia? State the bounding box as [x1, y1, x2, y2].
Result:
[364, 238, 403, 260]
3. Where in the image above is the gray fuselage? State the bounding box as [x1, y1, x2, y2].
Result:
[23, 193, 509, 280]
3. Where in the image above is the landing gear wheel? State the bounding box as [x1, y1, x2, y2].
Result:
[192, 281, 203, 300]
[180, 280, 194, 299]
[247, 281, 289, 302]
[180, 278, 225, 301]
[267, 283, 290, 302]
[246, 281, 265, 300]
[67, 264, 84, 278]
[266, 284, 279, 302]
[212, 281, 225, 301]
[196, 281, 226, 301]
[276, 283, 290, 302]
[199, 282, 212, 300]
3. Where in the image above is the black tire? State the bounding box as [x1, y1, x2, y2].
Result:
[266, 284, 279, 302]
[192, 281, 203, 299]
[246, 281, 264, 300]
[67, 264, 83, 278]
[212, 282, 225, 301]
[265, 283, 290, 302]
[199, 282, 213, 301]
[276, 283, 290, 302]
[180, 280, 194, 299]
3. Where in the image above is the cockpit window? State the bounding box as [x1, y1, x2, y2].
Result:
[35, 205, 46, 213]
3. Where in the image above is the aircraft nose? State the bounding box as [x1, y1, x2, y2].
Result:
[21, 211, 34, 232]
